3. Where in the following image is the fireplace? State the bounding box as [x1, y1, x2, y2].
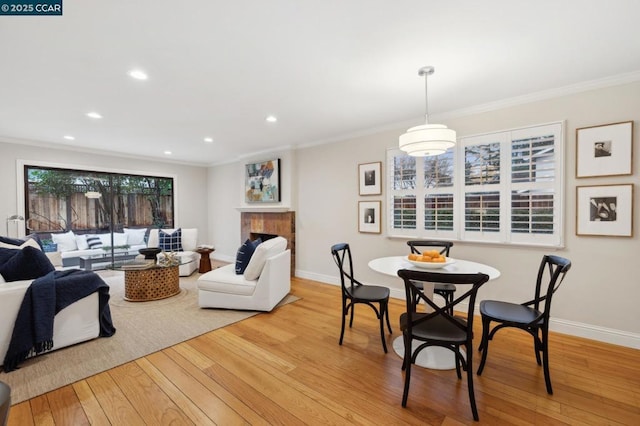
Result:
[241, 211, 295, 276]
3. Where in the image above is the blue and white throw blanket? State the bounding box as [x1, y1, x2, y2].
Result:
[2, 269, 116, 372]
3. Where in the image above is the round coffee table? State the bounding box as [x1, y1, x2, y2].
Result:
[124, 264, 180, 301]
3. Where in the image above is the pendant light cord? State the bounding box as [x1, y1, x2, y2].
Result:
[418, 66, 434, 125]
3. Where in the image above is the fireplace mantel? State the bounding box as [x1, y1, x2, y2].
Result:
[241, 211, 295, 276]
[236, 207, 291, 213]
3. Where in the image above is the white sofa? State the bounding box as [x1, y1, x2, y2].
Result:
[197, 237, 291, 312]
[0, 277, 100, 367]
[147, 228, 199, 276]
[53, 229, 147, 268]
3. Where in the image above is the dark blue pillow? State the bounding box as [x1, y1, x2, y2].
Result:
[159, 228, 183, 252]
[0, 246, 55, 282]
[235, 238, 261, 275]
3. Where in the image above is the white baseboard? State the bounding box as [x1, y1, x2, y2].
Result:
[294, 269, 640, 350]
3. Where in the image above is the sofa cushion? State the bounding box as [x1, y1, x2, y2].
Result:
[52, 231, 77, 252]
[124, 228, 147, 245]
[0, 246, 55, 282]
[96, 232, 128, 247]
[75, 234, 89, 250]
[243, 236, 287, 281]
[159, 228, 183, 251]
[86, 235, 103, 249]
[198, 264, 257, 296]
[235, 238, 261, 275]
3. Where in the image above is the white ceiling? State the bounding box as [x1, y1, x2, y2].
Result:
[2, 0, 640, 166]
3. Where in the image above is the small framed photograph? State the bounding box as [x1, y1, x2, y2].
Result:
[576, 184, 633, 237]
[576, 121, 633, 178]
[359, 161, 382, 195]
[358, 201, 381, 233]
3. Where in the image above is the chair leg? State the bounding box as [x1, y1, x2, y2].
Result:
[378, 302, 388, 353]
[534, 331, 543, 366]
[466, 342, 479, 421]
[477, 316, 491, 375]
[401, 332, 409, 371]
[349, 303, 355, 328]
[339, 298, 347, 345]
[542, 327, 553, 395]
[384, 301, 393, 334]
[455, 345, 462, 379]
[402, 334, 412, 407]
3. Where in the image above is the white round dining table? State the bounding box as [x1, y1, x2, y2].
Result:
[368, 256, 500, 370]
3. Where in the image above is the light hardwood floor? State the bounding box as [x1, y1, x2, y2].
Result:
[7, 277, 640, 425]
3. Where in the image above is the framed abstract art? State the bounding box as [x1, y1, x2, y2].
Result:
[245, 159, 281, 203]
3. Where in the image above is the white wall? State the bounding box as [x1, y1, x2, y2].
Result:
[0, 141, 209, 241]
[210, 81, 640, 348]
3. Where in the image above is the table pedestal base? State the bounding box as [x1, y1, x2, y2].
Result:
[392, 336, 465, 370]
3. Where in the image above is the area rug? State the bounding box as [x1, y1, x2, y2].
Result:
[0, 270, 298, 404]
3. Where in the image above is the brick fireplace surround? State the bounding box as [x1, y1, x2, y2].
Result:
[240, 211, 295, 276]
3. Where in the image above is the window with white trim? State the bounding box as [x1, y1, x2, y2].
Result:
[387, 122, 564, 246]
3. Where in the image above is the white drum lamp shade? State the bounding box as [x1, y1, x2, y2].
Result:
[399, 66, 456, 157]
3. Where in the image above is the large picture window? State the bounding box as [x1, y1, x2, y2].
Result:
[387, 122, 564, 247]
[23, 165, 174, 237]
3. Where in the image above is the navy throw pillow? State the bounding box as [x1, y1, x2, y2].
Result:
[234, 238, 261, 275]
[0, 246, 55, 282]
[159, 228, 183, 252]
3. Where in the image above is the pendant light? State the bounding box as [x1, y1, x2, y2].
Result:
[399, 66, 456, 156]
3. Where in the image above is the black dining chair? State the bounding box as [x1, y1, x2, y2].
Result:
[331, 243, 393, 353]
[406, 241, 455, 313]
[398, 269, 490, 421]
[477, 254, 572, 395]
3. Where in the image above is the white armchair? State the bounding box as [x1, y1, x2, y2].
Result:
[197, 237, 291, 312]
[147, 228, 199, 276]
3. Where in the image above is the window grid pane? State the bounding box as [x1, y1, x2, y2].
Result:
[465, 143, 501, 185]
[511, 191, 555, 234]
[465, 192, 500, 232]
[512, 135, 555, 183]
[393, 195, 416, 229]
[424, 150, 454, 188]
[425, 194, 454, 230]
[393, 156, 416, 190]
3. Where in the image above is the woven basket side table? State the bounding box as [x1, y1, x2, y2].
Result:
[124, 265, 180, 301]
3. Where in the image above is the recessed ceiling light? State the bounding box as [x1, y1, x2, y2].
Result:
[86, 112, 102, 119]
[63, 135, 75, 140]
[265, 115, 277, 123]
[128, 69, 148, 80]
[164, 150, 172, 155]
[204, 137, 213, 143]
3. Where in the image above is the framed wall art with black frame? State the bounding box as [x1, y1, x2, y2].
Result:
[576, 183, 633, 237]
[358, 161, 382, 195]
[576, 121, 633, 178]
[358, 201, 381, 233]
